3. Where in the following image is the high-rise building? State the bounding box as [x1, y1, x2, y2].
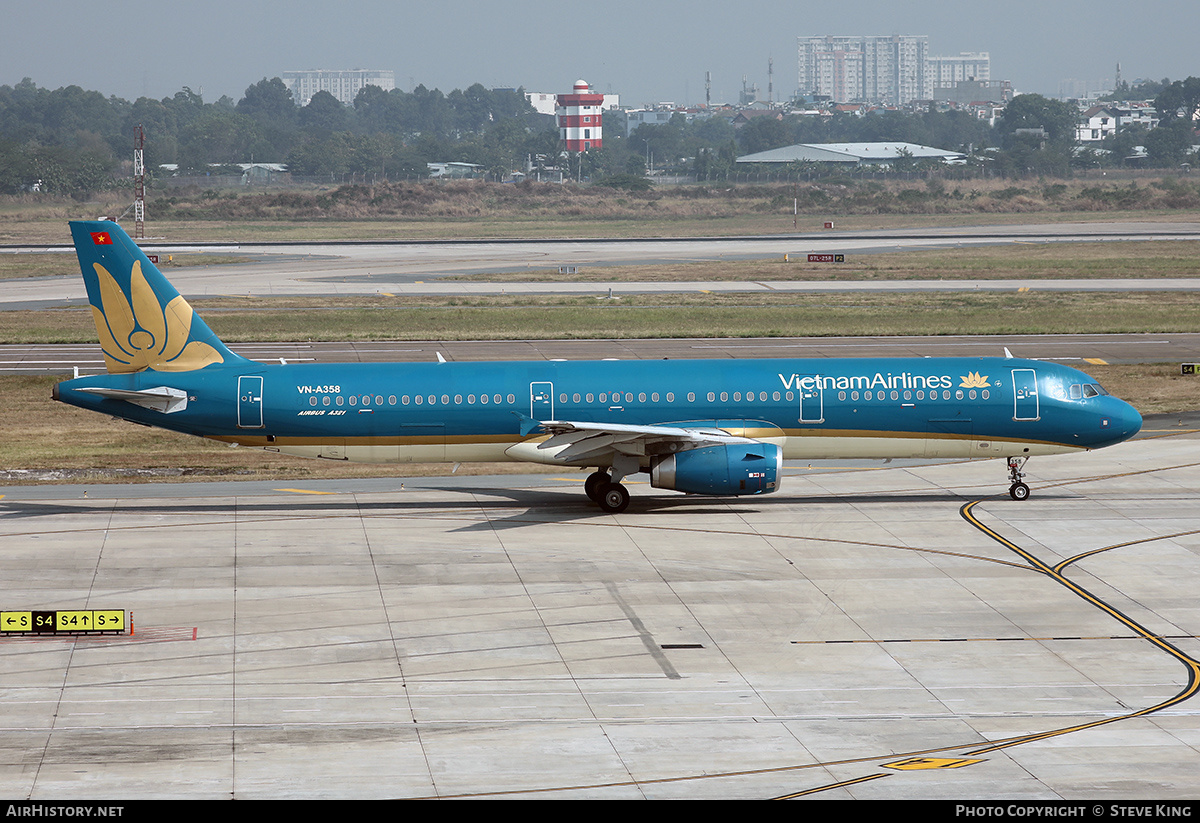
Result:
[927, 53, 991, 91]
[282, 70, 395, 107]
[798, 35, 930, 105]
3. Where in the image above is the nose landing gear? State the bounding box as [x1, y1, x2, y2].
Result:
[1007, 457, 1030, 501]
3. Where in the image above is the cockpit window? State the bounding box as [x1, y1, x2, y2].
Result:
[1071, 382, 1110, 399]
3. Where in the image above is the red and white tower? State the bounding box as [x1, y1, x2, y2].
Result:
[556, 79, 604, 152]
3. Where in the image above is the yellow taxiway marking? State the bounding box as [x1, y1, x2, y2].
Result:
[1084, 357, 1108, 365]
[772, 773, 890, 799]
[792, 465, 888, 471]
[790, 634, 1199, 644]
[960, 500, 1200, 755]
[884, 757, 983, 771]
[274, 488, 337, 495]
[552, 477, 646, 486]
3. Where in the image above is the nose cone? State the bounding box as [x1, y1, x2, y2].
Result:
[1117, 400, 1143, 440]
[1096, 398, 1142, 447]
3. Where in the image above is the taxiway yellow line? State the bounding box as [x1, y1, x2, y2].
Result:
[959, 500, 1200, 754]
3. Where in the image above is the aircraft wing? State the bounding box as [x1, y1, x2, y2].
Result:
[529, 420, 759, 464]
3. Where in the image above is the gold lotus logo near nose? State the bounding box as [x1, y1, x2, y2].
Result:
[90, 261, 224, 373]
[959, 371, 990, 389]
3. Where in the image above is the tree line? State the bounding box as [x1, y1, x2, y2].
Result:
[0, 77, 550, 194]
[1, 75, 1197, 197]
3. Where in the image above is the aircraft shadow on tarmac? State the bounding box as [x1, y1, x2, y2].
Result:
[0, 486, 1068, 529]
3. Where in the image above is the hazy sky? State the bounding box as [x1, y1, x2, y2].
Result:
[3, 0, 1196, 105]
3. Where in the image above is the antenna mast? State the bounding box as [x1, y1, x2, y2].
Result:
[133, 125, 145, 240]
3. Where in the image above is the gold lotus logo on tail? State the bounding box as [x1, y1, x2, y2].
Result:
[91, 261, 224, 373]
[959, 371, 990, 389]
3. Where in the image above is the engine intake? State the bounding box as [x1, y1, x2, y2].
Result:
[651, 443, 782, 496]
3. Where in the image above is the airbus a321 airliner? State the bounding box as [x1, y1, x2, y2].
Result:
[53, 220, 1143, 513]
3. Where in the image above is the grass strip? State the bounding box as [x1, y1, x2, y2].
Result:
[2, 291, 1198, 344]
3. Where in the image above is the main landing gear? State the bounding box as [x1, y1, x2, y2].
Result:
[585, 469, 630, 514]
[1007, 456, 1030, 501]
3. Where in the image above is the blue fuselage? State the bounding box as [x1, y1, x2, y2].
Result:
[54, 355, 1143, 467]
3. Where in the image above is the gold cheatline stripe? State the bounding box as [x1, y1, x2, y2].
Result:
[209, 427, 1073, 449]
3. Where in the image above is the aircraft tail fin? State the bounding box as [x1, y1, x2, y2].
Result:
[69, 220, 243, 373]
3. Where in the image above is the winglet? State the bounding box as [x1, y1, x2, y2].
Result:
[69, 220, 244, 373]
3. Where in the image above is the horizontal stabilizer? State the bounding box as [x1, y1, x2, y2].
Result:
[75, 386, 188, 414]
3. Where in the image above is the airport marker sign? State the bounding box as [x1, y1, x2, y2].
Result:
[1, 609, 126, 634]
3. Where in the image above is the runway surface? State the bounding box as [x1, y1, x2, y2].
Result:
[4, 221, 1200, 308]
[1, 429, 1198, 799]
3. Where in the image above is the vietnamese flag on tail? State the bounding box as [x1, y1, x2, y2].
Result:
[90, 231, 113, 245]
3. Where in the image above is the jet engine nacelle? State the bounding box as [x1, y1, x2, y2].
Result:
[650, 443, 782, 496]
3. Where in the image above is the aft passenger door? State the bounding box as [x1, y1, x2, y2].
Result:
[237, 375, 264, 428]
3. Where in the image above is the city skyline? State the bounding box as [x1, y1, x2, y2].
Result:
[1, 1, 1195, 108]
